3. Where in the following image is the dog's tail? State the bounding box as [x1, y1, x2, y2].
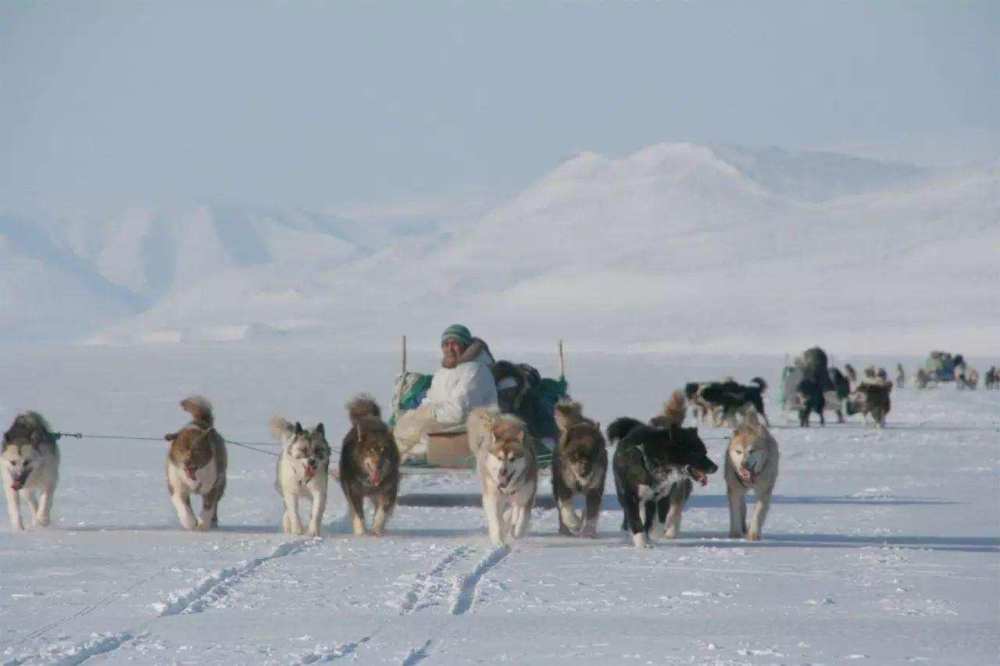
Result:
[607, 417, 644, 445]
[181, 396, 214, 427]
[553, 399, 584, 432]
[659, 390, 687, 428]
[750, 377, 768, 393]
[346, 393, 382, 426]
[269, 416, 301, 440]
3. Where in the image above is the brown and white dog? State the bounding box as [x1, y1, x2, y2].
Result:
[468, 407, 538, 547]
[725, 411, 779, 541]
[271, 417, 331, 537]
[339, 395, 400, 536]
[846, 378, 893, 428]
[2, 412, 60, 531]
[551, 401, 606, 537]
[164, 396, 227, 530]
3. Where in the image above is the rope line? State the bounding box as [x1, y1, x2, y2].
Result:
[53, 431, 281, 458]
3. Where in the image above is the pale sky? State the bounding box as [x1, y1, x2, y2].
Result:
[1, 0, 997, 211]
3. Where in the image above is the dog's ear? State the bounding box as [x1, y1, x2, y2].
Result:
[294, 421, 304, 435]
[515, 428, 525, 444]
[315, 422, 325, 437]
[30, 430, 41, 446]
[164, 431, 178, 442]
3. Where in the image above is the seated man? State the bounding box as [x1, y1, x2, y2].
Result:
[394, 324, 497, 459]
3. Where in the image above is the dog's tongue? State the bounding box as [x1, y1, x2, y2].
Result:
[305, 465, 316, 479]
[738, 468, 753, 483]
[11, 480, 23, 491]
[186, 466, 198, 480]
[698, 474, 709, 487]
[370, 472, 381, 486]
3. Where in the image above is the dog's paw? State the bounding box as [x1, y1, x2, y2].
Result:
[194, 520, 210, 532]
[306, 525, 322, 537]
[579, 525, 598, 539]
[34, 515, 51, 528]
[179, 516, 197, 530]
[632, 532, 651, 549]
[747, 531, 762, 541]
[728, 530, 744, 539]
[663, 528, 679, 539]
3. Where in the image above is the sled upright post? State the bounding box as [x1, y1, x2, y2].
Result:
[558, 339, 566, 381]
[401, 335, 407, 374]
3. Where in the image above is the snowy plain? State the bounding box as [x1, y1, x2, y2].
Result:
[1, 345, 997, 665]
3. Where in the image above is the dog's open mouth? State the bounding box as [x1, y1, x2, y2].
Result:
[686, 466, 709, 486]
[738, 467, 755, 484]
[304, 465, 317, 479]
[185, 466, 198, 481]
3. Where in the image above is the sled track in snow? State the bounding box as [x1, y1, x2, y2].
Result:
[397, 544, 472, 615]
[449, 545, 511, 615]
[154, 538, 319, 616]
[8, 538, 317, 665]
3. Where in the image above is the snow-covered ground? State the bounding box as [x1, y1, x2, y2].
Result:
[1, 346, 997, 665]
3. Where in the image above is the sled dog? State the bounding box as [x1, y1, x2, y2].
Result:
[551, 401, 606, 537]
[164, 396, 228, 530]
[645, 390, 714, 539]
[468, 407, 538, 546]
[340, 395, 400, 536]
[846, 379, 893, 428]
[686, 378, 768, 427]
[609, 416, 717, 548]
[271, 417, 331, 536]
[725, 411, 779, 541]
[2, 412, 60, 531]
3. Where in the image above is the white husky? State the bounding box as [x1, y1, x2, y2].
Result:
[2, 412, 60, 532]
[271, 417, 331, 537]
[725, 411, 780, 541]
[467, 408, 537, 547]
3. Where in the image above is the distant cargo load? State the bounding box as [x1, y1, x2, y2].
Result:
[924, 351, 965, 383]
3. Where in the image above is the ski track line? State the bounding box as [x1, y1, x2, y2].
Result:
[397, 544, 472, 615]
[8, 538, 317, 666]
[155, 538, 319, 617]
[449, 545, 511, 615]
[295, 636, 371, 664]
[400, 639, 433, 666]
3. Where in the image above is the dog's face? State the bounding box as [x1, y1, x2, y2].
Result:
[561, 422, 603, 481]
[485, 419, 529, 491]
[169, 431, 216, 481]
[645, 427, 717, 487]
[354, 418, 394, 486]
[1, 435, 41, 491]
[284, 422, 329, 480]
[728, 429, 770, 485]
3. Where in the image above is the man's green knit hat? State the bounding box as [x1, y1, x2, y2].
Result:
[441, 324, 472, 347]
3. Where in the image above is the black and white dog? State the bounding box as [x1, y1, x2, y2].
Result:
[608, 417, 718, 548]
[685, 378, 768, 427]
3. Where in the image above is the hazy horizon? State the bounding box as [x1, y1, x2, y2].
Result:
[2, 1, 998, 212]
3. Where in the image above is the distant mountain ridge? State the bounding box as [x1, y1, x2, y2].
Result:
[2, 143, 997, 353]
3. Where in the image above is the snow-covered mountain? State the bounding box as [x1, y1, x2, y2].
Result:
[3, 143, 997, 353]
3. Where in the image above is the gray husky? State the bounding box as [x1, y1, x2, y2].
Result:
[2, 412, 60, 531]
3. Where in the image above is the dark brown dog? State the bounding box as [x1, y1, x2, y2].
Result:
[340, 395, 400, 536]
[551, 401, 607, 537]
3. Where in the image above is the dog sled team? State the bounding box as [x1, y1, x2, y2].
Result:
[3, 328, 991, 550]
